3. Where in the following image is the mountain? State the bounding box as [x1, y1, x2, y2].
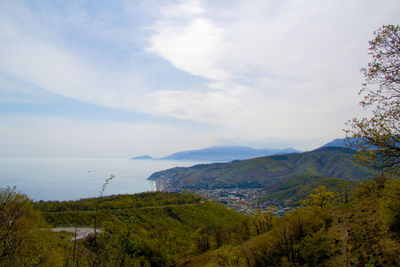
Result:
[132, 137, 369, 162]
[160, 146, 300, 162]
[320, 138, 349, 148]
[319, 137, 370, 150]
[131, 155, 152, 160]
[148, 147, 377, 193]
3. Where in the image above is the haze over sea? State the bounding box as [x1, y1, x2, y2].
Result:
[0, 158, 203, 201]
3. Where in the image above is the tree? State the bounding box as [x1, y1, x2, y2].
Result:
[0, 187, 61, 265]
[94, 174, 115, 239]
[300, 186, 336, 209]
[346, 25, 400, 173]
[90, 175, 115, 266]
[380, 178, 400, 231]
[191, 224, 210, 253]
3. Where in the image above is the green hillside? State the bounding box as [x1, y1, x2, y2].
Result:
[265, 175, 357, 203]
[176, 180, 400, 266]
[2, 177, 400, 266]
[34, 192, 259, 266]
[149, 147, 376, 193]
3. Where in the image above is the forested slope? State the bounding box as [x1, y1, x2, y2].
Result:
[2, 177, 400, 266]
[33, 192, 260, 266]
[149, 147, 376, 191]
[177, 180, 400, 266]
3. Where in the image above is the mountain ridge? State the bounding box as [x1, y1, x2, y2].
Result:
[132, 145, 300, 162]
[160, 146, 300, 161]
[148, 147, 377, 196]
[132, 137, 360, 162]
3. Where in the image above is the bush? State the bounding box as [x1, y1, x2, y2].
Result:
[380, 178, 400, 231]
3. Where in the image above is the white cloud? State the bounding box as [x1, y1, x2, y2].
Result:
[147, 15, 228, 81]
[145, 0, 400, 143]
[0, 11, 153, 113]
[1, 0, 400, 155]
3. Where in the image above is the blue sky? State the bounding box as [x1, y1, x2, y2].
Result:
[1, 0, 399, 158]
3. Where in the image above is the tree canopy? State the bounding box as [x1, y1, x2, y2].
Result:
[346, 24, 400, 173]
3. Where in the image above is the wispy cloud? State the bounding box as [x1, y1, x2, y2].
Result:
[1, 4, 127, 103]
[144, 0, 400, 141]
[0, 0, 399, 156]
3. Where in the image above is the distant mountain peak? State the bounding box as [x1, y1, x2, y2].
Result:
[160, 146, 300, 162]
[319, 137, 365, 150]
[131, 155, 152, 160]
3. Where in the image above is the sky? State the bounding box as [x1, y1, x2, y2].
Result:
[0, 0, 399, 158]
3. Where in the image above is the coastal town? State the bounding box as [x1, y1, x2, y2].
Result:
[194, 188, 293, 215]
[153, 178, 292, 215]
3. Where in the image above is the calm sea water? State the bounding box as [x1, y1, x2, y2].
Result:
[0, 158, 204, 201]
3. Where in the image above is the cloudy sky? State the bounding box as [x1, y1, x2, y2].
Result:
[0, 0, 399, 158]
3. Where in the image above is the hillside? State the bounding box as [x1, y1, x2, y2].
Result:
[34, 192, 258, 266]
[4, 177, 400, 266]
[148, 147, 377, 193]
[177, 183, 400, 266]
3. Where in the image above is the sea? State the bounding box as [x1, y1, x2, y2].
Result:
[0, 157, 205, 201]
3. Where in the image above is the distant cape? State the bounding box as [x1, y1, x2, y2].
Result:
[158, 146, 300, 162]
[131, 155, 152, 160]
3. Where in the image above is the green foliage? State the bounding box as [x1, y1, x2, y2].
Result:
[3, 181, 400, 266]
[300, 186, 337, 208]
[37, 192, 257, 265]
[267, 175, 356, 204]
[380, 177, 400, 231]
[327, 193, 399, 266]
[190, 224, 210, 253]
[346, 24, 400, 172]
[0, 187, 63, 266]
[181, 183, 400, 267]
[180, 206, 334, 266]
[93, 174, 115, 254]
[34, 191, 204, 212]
